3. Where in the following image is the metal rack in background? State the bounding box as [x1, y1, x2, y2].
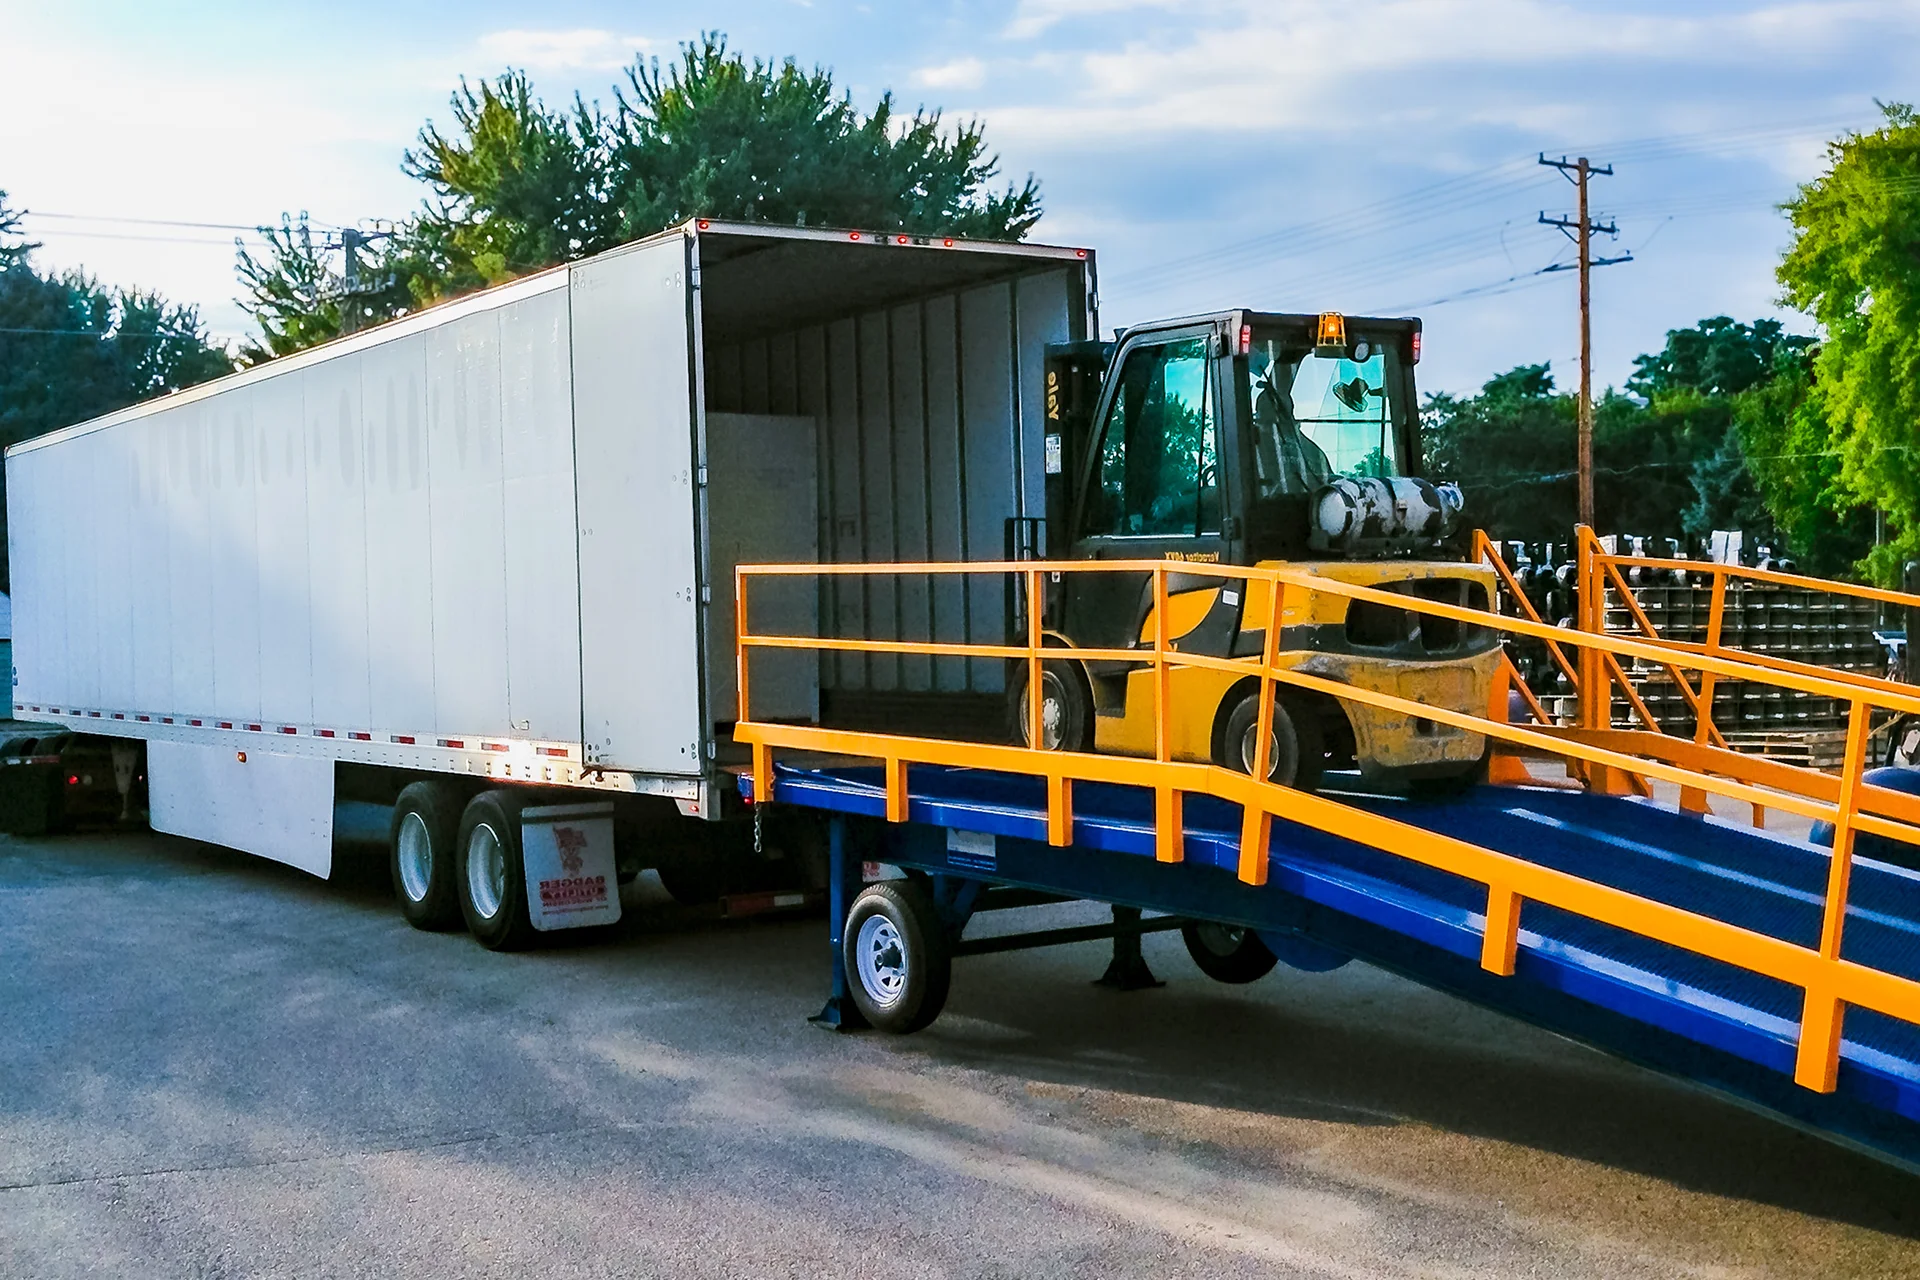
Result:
[1484, 534, 1898, 769]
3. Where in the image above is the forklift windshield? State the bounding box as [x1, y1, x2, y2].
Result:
[1247, 329, 1403, 498]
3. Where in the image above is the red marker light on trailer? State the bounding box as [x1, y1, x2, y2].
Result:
[67, 775, 79, 786]
[896, 235, 910, 245]
[1238, 324, 1252, 355]
[943, 238, 954, 248]
[1411, 331, 1422, 363]
[1075, 249, 1087, 258]
[848, 232, 861, 241]
[696, 219, 710, 230]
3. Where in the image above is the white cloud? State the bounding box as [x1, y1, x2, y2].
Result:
[475, 29, 651, 73]
[913, 57, 987, 91]
[981, 0, 1920, 147]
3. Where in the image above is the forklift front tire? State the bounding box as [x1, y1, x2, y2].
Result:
[1221, 691, 1324, 792]
[1008, 658, 1092, 753]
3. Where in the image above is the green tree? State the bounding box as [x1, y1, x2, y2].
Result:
[240, 34, 1042, 352]
[1731, 346, 1875, 578]
[1629, 315, 1813, 399]
[0, 190, 232, 586]
[1777, 102, 1920, 583]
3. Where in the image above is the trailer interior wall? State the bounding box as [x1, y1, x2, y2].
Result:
[697, 232, 1091, 704]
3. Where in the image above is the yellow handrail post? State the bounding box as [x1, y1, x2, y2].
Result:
[885, 756, 908, 823]
[1025, 567, 1044, 753]
[1578, 529, 1635, 795]
[1681, 567, 1728, 815]
[1238, 578, 1287, 886]
[735, 565, 751, 724]
[1152, 562, 1183, 862]
[1027, 567, 1072, 845]
[1794, 697, 1872, 1092]
[739, 566, 774, 804]
[1480, 885, 1522, 976]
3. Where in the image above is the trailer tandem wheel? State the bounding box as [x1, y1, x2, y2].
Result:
[457, 789, 536, 951]
[390, 780, 466, 931]
[842, 879, 952, 1033]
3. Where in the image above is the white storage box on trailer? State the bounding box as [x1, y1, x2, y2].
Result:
[7, 220, 1096, 875]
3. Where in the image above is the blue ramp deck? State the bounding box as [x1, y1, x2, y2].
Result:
[744, 762, 1920, 1170]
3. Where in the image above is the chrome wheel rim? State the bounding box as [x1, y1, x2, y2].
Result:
[1239, 721, 1294, 785]
[1019, 672, 1068, 751]
[466, 821, 506, 920]
[855, 913, 908, 1007]
[397, 810, 432, 903]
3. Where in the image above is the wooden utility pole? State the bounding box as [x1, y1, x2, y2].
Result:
[1540, 155, 1628, 530]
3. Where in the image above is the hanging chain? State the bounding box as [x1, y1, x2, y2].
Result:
[753, 804, 763, 856]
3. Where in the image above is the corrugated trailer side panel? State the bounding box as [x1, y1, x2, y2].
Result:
[256, 366, 314, 727]
[500, 287, 583, 742]
[425, 310, 511, 736]
[306, 352, 373, 732]
[359, 330, 438, 732]
[208, 385, 262, 724]
[10, 272, 594, 750]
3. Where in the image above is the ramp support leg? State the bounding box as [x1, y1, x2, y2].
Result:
[1095, 905, 1165, 991]
[810, 817, 870, 1031]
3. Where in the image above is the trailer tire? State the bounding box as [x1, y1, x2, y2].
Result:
[457, 789, 536, 951]
[1181, 921, 1279, 984]
[1220, 692, 1323, 792]
[843, 880, 951, 1033]
[390, 780, 465, 931]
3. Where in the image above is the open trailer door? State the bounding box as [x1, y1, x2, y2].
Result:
[569, 233, 706, 775]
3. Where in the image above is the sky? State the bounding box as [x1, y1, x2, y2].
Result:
[1, 0, 1913, 397]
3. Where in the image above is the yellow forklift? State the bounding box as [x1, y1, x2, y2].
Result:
[1017, 311, 1499, 795]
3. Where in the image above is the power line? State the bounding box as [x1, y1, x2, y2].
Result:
[20, 211, 283, 233]
[16, 229, 272, 247]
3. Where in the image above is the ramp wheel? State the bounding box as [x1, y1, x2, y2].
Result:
[457, 789, 536, 951]
[1181, 922, 1279, 984]
[390, 780, 465, 930]
[1221, 691, 1324, 792]
[843, 880, 951, 1033]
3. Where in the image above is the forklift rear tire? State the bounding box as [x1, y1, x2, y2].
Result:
[1182, 922, 1279, 984]
[1008, 658, 1093, 753]
[457, 789, 537, 951]
[390, 780, 465, 931]
[1220, 692, 1324, 792]
[843, 880, 951, 1033]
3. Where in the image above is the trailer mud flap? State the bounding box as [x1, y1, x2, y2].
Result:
[148, 741, 334, 877]
[521, 802, 622, 931]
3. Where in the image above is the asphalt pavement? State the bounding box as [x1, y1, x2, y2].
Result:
[1, 822, 1916, 1279]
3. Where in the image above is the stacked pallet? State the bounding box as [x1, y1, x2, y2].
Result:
[1593, 579, 1884, 757]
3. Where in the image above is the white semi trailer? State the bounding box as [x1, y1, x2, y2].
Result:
[8, 220, 1096, 947]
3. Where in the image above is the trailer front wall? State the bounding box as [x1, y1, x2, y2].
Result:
[705, 267, 1080, 697]
[8, 275, 587, 748]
